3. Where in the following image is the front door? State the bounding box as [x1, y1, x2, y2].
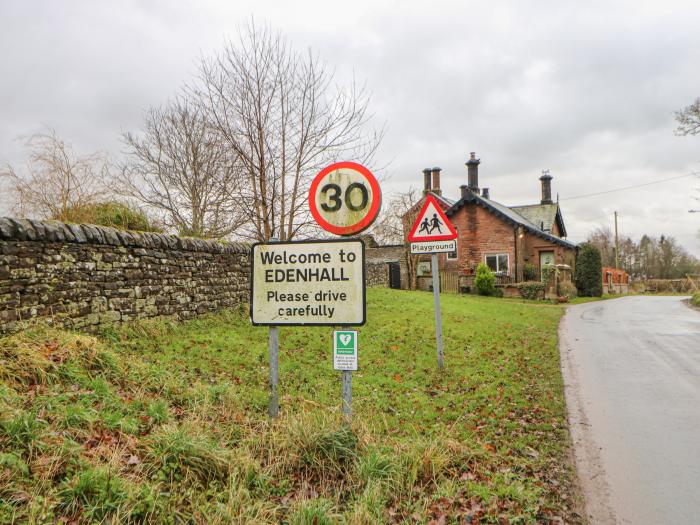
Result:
[388, 263, 401, 289]
[540, 251, 555, 277]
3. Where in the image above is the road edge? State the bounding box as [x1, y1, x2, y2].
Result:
[558, 305, 617, 525]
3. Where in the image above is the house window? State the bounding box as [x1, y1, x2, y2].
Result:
[447, 243, 458, 260]
[485, 253, 509, 275]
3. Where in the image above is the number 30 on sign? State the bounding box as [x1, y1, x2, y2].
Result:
[309, 162, 381, 236]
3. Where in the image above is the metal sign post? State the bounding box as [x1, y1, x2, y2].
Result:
[268, 325, 279, 418]
[342, 370, 352, 420]
[408, 195, 457, 370]
[267, 237, 280, 419]
[334, 328, 358, 422]
[308, 162, 379, 420]
[431, 254, 444, 370]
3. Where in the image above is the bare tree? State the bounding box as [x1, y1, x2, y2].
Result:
[197, 21, 383, 241]
[120, 95, 243, 238]
[1, 129, 109, 220]
[370, 187, 422, 288]
[675, 98, 700, 136]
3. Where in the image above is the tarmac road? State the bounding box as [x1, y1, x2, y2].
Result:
[559, 296, 700, 525]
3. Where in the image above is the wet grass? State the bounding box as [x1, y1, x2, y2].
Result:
[0, 288, 581, 523]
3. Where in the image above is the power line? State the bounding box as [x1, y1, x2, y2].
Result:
[560, 171, 699, 201]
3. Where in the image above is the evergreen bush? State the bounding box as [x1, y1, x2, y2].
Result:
[575, 243, 603, 297]
[474, 263, 496, 296]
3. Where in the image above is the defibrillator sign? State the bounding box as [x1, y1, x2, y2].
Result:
[250, 240, 365, 326]
[333, 330, 358, 371]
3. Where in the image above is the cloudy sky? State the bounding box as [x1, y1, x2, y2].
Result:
[1, 0, 699, 253]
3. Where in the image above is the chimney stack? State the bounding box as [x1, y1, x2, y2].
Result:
[431, 167, 442, 196]
[422, 168, 432, 193]
[466, 152, 480, 195]
[482, 188, 490, 199]
[539, 169, 553, 204]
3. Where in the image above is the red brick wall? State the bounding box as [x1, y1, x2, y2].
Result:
[444, 204, 516, 275]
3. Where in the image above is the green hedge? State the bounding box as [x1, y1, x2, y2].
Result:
[517, 281, 545, 300]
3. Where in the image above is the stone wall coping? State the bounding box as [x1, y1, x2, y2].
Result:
[0, 217, 250, 254]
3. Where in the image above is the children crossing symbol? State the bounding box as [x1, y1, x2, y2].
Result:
[408, 195, 457, 243]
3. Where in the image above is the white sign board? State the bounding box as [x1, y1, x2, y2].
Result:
[250, 240, 365, 326]
[333, 330, 358, 371]
[410, 239, 457, 254]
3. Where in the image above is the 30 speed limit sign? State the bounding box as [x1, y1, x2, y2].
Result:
[309, 162, 381, 236]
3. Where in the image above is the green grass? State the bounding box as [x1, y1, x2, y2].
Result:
[0, 288, 581, 524]
[567, 294, 612, 304]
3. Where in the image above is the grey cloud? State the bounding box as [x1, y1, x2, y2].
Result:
[1, 0, 699, 253]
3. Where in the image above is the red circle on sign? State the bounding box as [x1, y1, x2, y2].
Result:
[309, 161, 382, 236]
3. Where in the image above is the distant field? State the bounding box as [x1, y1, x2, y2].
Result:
[0, 288, 581, 524]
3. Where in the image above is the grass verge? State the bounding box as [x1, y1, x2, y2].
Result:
[0, 288, 581, 523]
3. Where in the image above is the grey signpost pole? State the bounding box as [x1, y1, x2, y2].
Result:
[268, 237, 280, 419]
[431, 253, 445, 370]
[341, 326, 352, 422]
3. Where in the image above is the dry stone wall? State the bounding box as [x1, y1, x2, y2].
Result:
[0, 218, 250, 332]
[365, 262, 389, 287]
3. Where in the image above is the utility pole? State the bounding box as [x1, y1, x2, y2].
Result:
[614, 211, 620, 269]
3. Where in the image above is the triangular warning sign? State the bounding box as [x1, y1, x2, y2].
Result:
[408, 195, 458, 242]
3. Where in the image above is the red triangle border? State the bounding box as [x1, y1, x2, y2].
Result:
[408, 194, 458, 242]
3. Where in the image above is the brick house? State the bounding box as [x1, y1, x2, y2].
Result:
[404, 153, 577, 289]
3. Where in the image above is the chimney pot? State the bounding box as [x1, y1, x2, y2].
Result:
[465, 151, 481, 195]
[482, 188, 490, 199]
[422, 168, 432, 192]
[539, 169, 553, 204]
[460, 185, 470, 198]
[431, 167, 442, 196]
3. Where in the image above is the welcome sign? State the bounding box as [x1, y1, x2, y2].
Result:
[250, 239, 365, 325]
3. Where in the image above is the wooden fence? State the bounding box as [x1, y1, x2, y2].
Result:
[439, 271, 460, 293]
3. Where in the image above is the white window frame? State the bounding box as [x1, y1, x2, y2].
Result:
[447, 242, 458, 260]
[484, 253, 510, 275]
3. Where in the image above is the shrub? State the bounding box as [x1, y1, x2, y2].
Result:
[692, 293, 700, 307]
[522, 263, 537, 281]
[541, 264, 557, 284]
[575, 243, 603, 297]
[516, 281, 545, 300]
[60, 201, 162, 232]
[474, 263, 496, 296]
[559, 281, 577, 299]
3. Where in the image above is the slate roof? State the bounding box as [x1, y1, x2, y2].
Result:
[509, 203, 567, 237]
[445, 192, 577, 249]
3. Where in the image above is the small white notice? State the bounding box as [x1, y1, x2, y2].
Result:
[333, 330, 358, 371]
[250, 239, 365, 326]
